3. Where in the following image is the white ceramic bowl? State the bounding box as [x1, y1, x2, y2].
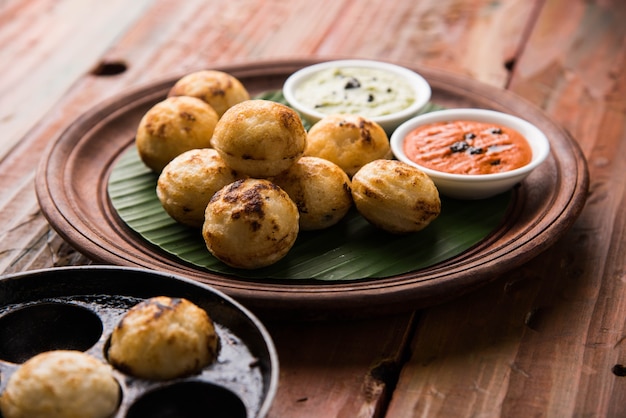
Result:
[282, 59, 432, 133]
[390, 108, 551, 199]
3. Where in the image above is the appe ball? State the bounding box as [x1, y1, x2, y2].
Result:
[272, 156, 352, 231]
[0, 350, 120, 418]
[108, 296, 218, 381]
[211, 100, 307, 178]
[351, 159, 441, 234]
[168, 70, 250, 117]
[157, 148, 243, 228]
[203, 178, 299, 269]
[305, 114, 392, 177]
[135, 96, 218, 173]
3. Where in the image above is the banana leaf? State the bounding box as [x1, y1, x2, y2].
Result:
[108, 93, 511, 281]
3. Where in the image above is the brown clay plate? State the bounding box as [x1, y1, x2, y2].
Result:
[35, 59, 589, 320]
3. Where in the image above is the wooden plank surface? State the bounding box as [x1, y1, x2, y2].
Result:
[0, 0, 155, 160]
[386, 0, 626, 417]
[266, 314, 415, 418]
[0, 0, 624, 417]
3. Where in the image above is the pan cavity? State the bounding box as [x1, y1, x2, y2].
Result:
[0, 302, 103, 364]
[126, 381, 247, 418]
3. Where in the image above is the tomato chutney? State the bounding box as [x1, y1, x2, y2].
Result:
[402, 120, 532, 175]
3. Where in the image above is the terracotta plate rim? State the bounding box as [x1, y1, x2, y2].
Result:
[35, 59, 589, 319]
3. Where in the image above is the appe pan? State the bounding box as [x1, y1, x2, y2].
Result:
[0, 266, 278, 418]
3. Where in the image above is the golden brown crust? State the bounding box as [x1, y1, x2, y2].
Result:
[272, 156, 352, 230]
[211, 100, 307, 178]
[157, 148, 243, 227]
[135, 96, 218, 172]
[305, 114, 392, 176]
[202, 178, 299, 268]
[351, 159, 441, 234]
[0, 351, 120, 418]
[108, 296, 218, 381]
[168, 70, 250, 117]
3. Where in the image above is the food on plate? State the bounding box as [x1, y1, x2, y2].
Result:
[351, 159, 441, 234]
[292, 66, 416, 117]
[304, 114, 391, 176]
[135, 96, 218, 173]
[272, 156, 352, 231]
[211, 100, 307, 178]
[0, 350, 120, 418]
[402, 120, 532, 175]
[168, 70, 250, 117]
[202, 178, 299, 269]
[108, 296, 218, 380]
[157, 148, 243, 228]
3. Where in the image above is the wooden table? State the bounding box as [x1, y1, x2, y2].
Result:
[1, 0, 624, 416]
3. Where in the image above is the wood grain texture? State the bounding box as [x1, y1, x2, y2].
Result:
[0, 0, 623, 416]
[266, 314, 415, 418]
[386, 0, 626, 417]
[0, 0, 157, 272]
[503, 1, 626, 416]
[0, 0, 155, 160]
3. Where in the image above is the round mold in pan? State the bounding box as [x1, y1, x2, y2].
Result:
[0, 266, 278, 418]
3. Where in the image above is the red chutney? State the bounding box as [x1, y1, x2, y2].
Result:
[403, 120, 532, 175]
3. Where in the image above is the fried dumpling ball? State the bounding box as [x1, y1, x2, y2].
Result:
[304, 114, 392, 177]
[351, 159, 441, 234]
[211, 100, 307, 178]
[157, 148, 243, 228]
[108, 296, 218, 381]
[168, 70, 250, 117]
[272, 156, 352, 231]
[135, 96, 219, 172]
[202, 178, 299, 269]
[0, 350, 120, 418]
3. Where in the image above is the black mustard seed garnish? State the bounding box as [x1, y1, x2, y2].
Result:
[344, 77, 361, 89]
[450, 141, 469, 153]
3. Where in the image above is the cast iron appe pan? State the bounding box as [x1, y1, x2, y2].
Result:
[0, 266, 279, 418]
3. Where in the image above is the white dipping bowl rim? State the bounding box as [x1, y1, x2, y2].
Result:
[390, 108, 551, 199]
[282, 59, 432, 132]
